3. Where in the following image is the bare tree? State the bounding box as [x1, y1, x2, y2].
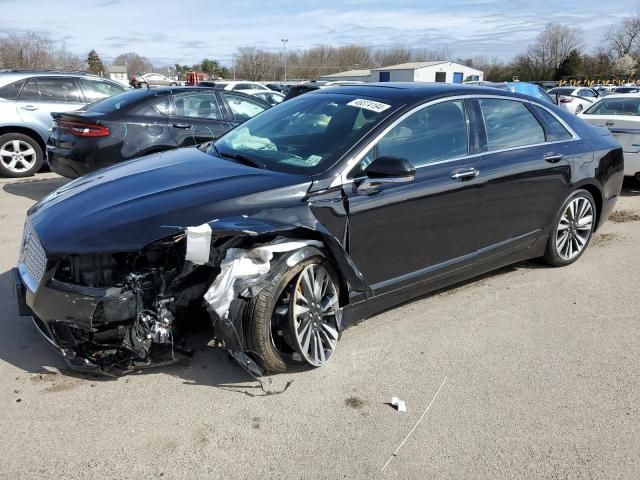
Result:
[517, 23, 582, 80]
[606, 15, 640, 60]
[0, 32, 82, 70]
[235, 47, 273, 80]
[112, 52, 153, 75]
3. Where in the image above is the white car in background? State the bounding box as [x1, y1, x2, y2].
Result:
[579, 94, 640, 178]
[548, 86, 599, 114]
[208, 81, 272, 92]
[241, 89, 285, 106]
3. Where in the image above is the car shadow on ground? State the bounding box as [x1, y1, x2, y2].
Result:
[0, 268, 285, 395]
[620, 177, 640, 197]
[2, 176, 70, 201]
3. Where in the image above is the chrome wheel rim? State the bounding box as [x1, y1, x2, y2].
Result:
[0, 140, 37, 173]
[556, 196, 594, 260]
[289, 264, 340, 367]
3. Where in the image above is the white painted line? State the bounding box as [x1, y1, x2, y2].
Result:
[380, 376, 448, 473]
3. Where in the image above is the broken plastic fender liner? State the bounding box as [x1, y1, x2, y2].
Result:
[185, 223, 212, 265]
[204, 237, 323, 319]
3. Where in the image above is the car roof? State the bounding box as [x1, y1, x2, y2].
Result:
[311, 82, 543, 104]
[0, 70, 117, 88]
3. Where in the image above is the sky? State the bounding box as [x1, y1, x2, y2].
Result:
[1, 0, 638, 67]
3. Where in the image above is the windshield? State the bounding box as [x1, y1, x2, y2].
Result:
[584, 98, 640, 116]
[85, 89, 156, 112]
[212, 92, 402, 174]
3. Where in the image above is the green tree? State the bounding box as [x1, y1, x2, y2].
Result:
[555, 49, 582, 79]
[201, 58, 220, 76]
[87, 49, 104, 74]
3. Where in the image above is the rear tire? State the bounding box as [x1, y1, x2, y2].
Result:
[0, 133, 43, 178]
[543, 189, 596, 267]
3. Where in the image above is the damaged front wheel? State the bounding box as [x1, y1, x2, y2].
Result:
[244, 256, 341, 373]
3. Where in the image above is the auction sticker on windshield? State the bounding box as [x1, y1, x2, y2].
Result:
[347, 99, 391, 113]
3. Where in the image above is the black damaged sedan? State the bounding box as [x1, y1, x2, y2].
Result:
[13, 83, 623, 374]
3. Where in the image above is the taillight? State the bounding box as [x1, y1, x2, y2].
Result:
[559, 97, 573, 103]
[55, 120, 110, 137]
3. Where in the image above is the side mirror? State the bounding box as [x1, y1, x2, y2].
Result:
[357, 156, 415, 193]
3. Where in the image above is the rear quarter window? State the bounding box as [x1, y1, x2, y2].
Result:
[0, 79, 25, 100]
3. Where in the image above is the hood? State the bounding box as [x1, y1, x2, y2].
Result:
[29, 148, 311, 254]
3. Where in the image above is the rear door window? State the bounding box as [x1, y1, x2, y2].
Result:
[22, 77, 83, 103]
[530, 105, 573, 141]
[479, 98, 545, 150]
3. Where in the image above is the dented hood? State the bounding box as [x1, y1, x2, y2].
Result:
[29, 148, 311, 254]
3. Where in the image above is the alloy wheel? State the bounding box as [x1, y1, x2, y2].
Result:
[555, 196, 594, 260]
[0, 140, 37, 173]
[288, 263, 340, 367]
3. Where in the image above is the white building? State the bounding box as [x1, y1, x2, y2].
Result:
[370, 61, 483, 84]
[108, 65, 129, 86]
[319, 69, 372, 82]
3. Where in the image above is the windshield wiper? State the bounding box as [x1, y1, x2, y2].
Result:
[217, 150, 267, 169]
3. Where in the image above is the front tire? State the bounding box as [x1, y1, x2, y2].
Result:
[0, 133, 43, 178]
[244, 256, 341, 374]
[543, 189, 596, 266]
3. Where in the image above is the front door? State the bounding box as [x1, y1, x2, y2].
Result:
[168, 91, 232, 147]
[344, 99, 484, 291]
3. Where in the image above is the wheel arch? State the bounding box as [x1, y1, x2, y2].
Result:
[0, 126, 47, 155]
[572, 181, 603, 230]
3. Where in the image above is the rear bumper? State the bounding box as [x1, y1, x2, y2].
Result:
[47, 146, 92, 178]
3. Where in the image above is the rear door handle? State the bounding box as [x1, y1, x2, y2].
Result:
[20, 105, 39, 111]
[450, 168, 479, 181]
[172, 123, 192, 129]
[544, 154, 564, 163]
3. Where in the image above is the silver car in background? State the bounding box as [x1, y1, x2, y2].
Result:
[0, 70, 126, 177]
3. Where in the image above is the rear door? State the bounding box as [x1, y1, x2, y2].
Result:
[168, 90, 232, 146]
[473, 98, 576, 256]
[16, 76, 85, 141]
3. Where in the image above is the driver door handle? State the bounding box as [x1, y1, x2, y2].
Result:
[544, 153, 564, 163]
[20, 105, 39, 111]
[172, 123, 192, 129]
[450, 168, 479, 181]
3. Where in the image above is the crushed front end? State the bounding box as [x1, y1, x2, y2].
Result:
[13, 222, 215, 373]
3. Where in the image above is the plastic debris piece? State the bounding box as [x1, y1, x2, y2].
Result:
[185, 223, 212, 265]
[392, 396, 407, 413]
[204, 237, 323, 319]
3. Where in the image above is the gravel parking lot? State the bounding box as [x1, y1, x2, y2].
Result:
[1, 173, 639, 479]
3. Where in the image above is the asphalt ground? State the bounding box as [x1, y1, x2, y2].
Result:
[1, 172, 639, 479]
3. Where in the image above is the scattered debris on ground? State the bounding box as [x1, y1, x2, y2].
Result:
[345, 396, 365, 409]
[591, 233, 619, 247]
[391, 396, 407, 413]
[609, 210, 640, 223]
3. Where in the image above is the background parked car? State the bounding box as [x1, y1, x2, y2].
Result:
[47, 86, 269, 178]
[130, 73, 179, 88]
[579, 94, 640, 178]
[0, 70, 126, 177]
[547, 86, 599, 114]
[480, 81, 556, 105]
[206, 80, 272, 92]
[612, 86, 640, 95]
[241, 89, 285, 106]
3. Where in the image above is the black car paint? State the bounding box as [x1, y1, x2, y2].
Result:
[47, 87, 269, 178]
[16, 83, 624, 371]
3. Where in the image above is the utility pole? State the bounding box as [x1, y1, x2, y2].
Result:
[281, 38, 288, 82]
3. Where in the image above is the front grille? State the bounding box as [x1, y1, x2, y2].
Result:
[19, 222, 47, 292]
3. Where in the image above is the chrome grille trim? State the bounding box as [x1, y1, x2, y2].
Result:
[18, 222, 47, 292]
